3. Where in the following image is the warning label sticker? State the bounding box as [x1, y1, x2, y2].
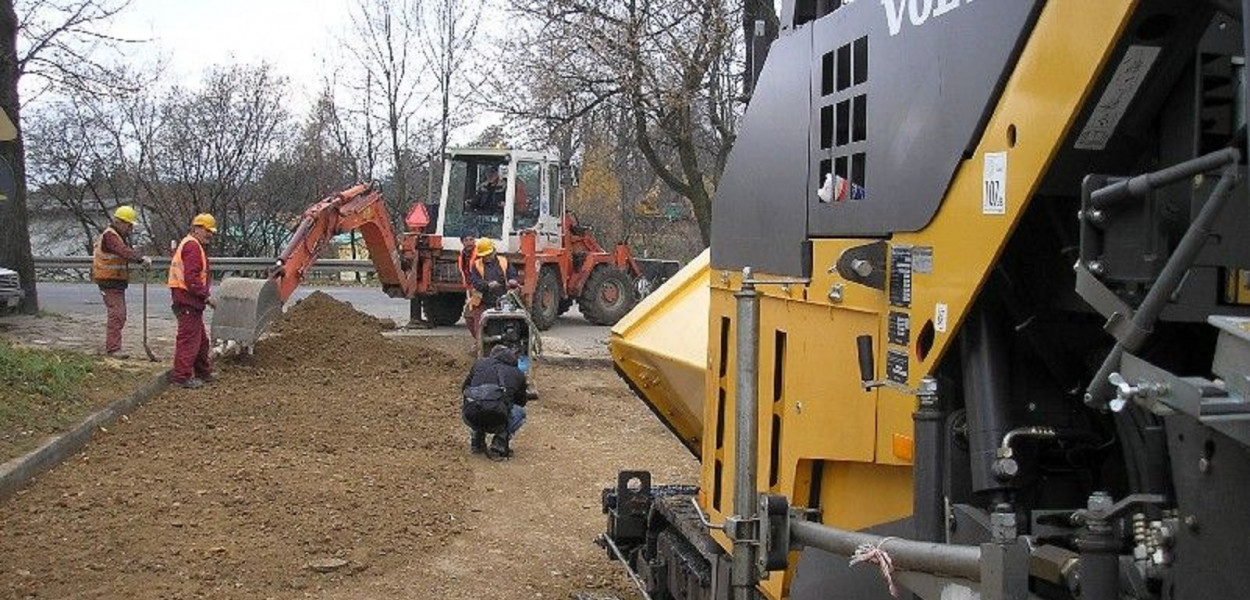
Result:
[983, 152, 1007, 215]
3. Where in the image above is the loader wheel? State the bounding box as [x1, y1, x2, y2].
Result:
[425, 292, 466, 326]
[531, 267, 561, 331]
[578, 267, 636, 326]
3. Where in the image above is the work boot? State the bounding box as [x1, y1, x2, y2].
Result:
[105, 350, 130, 360]
[470, 431, 486, 454]
[488, 434, 511, 459]
[178, 378, 204, 389]
[200, 372, 218, 384]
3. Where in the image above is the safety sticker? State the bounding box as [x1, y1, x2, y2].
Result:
[935, 303, 948, 333]
[983, 152, 1007, 215]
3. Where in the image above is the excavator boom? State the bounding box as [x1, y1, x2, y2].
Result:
[211, 184, 413, 349]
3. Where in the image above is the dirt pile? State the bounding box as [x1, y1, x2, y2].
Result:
[0, 293, 475, 599]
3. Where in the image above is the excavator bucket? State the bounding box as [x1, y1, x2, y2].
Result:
[210, 277, 284, 348]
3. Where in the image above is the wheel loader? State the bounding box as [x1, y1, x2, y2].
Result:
[209, 147, 655, 352]
[603, 2, 1250, 599]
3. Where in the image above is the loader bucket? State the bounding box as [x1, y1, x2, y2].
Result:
[210, 277, 284, 347]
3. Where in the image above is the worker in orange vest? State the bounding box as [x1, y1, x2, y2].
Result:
[92, 205, 152, 359]
[168, 213, 217, 389]
[466, 238, 517, 339]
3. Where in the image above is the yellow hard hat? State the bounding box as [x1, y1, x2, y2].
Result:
[113, 205, 139, 225]
[191, 213, 218, 233]
[474, 238, 495, 256]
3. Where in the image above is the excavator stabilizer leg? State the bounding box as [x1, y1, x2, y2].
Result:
[210, 277, 284, 348]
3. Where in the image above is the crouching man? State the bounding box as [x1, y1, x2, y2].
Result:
[461, 345, 528, 458]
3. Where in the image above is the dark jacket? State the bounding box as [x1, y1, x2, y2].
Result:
[461, 351, 527, 407]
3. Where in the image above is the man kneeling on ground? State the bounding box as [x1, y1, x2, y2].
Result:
[461, 344, 528, 458]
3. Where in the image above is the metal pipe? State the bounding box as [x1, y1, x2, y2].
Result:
[790, 520, 983, 581]
[999, 426, 1058, 455]
[732, 267, 761, 600]
[912, 377, 945, 543]
[960, 305, 1013, 495]
[598, 534, 656, 600]
[1086, 160, 1242, 406]
[1089, 148, 1239, 209]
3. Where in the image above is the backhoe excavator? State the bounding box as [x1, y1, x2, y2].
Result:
[210, 148, 657, 351]
[603, 1, 1250, 600]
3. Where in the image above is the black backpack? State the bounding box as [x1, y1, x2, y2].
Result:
[461, 367, 510, 433]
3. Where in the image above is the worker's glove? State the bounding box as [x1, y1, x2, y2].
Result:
[507, 279, 519, 289]
[141, 256, 152, 267]
[205, 296, 217, 308]
[487, 281, 500, 289]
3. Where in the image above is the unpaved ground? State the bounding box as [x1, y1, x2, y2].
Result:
[0, 293, 697, 599]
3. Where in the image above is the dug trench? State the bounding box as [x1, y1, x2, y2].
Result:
[0, 292, 697, 599]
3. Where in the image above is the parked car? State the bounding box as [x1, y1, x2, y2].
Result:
[0, 267, 23, 314]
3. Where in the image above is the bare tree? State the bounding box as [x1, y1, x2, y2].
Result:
[0, 0, 138, 312]
[497, 0, 742, 245]
[346, 0, 423, 206]
[144, 63, 292, 255]
[415, 0, 482, 157]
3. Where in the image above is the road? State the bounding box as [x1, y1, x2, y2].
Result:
[27, 281, 613, 359]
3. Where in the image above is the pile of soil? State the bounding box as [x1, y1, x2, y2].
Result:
[0, 292, 474, 599]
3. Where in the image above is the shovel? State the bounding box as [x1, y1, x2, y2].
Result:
[142, 265, 158, 362]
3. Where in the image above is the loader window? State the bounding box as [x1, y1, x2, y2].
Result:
[547, 164, 560, 216]
[443, 158, 505, 240]
[513, 161, 542, 230]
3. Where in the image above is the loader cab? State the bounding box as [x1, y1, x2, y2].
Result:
[437, 148, 565, 255]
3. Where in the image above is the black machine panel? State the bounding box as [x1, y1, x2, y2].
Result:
[710, 29, 813, 276]
[712, 0, 1042, 275]
[805, 0, 1042, 239]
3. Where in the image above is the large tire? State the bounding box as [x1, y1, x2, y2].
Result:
[578, 266, 637, 326]
[530, 266, 561, 331]
[425, 292, 466, 326]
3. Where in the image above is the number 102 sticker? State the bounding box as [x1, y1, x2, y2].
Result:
[983, 152, 1007, 215]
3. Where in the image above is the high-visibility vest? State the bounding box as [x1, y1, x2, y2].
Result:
[167, 235, 208, 290]
[472, 255, 508, 278]
[92, 227, 130, 282]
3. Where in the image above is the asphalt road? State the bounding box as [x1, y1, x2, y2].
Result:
[32, 281, 612, 359]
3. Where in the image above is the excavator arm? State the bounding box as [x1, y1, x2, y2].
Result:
[271, 184, 413, 302]
[211, 184, 418, 349]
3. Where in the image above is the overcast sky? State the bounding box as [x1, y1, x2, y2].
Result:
[111, 0, 354, 105]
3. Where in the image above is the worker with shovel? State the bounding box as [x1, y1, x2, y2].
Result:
[168, 213, 217, 389]
[92, 205, 152, 359]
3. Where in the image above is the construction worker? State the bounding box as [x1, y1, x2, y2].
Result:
[461, 344, 528, 457]
[466, 238, 517, 338]
[92, 205, 152, 359]
[168, 213, 217, 389]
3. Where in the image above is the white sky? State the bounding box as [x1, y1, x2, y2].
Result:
[111, 0, 354, 105]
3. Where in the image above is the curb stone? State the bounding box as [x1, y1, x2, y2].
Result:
[0, 369, 170, 502]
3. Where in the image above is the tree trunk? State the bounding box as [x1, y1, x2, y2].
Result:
[0, 0, 37, 313]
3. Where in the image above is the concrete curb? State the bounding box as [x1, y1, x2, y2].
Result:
[0, 369, 170, 502]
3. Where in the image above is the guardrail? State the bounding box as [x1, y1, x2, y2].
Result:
[34, 256, 377, 274]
